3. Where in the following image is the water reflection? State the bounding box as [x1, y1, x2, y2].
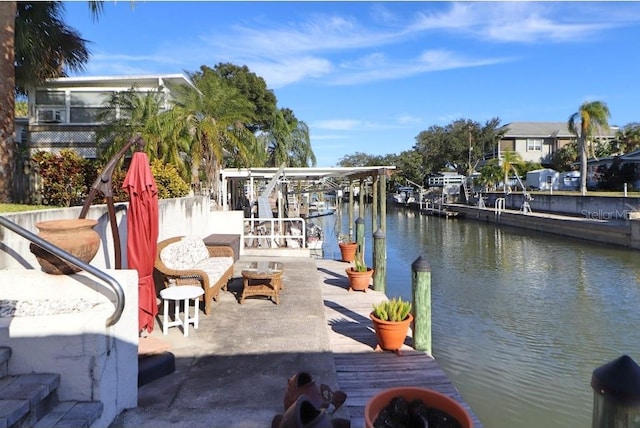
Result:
[317, 204, 640, 428]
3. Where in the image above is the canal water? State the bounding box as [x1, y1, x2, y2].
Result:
[316, 203, 640, 428]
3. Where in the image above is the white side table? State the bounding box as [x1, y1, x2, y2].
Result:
[159, 285, 204, 337]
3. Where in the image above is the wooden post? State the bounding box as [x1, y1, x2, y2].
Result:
[373, 229, 386, 292]
[348, 181, 354, 240]
[591, 354, 640, 427]
[359, 179, 365, 219]
[380, 170, 387, 233]
[355, 217, 365, 257]
[372, 174, 379, 233]
[411, 256, 431, 354]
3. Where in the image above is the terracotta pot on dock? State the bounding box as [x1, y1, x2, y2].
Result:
[29, 218, 100, 275]
[370, 311, 413, 351]
[338, 241, 357, 262]
[364, 386, 474, 428]
[345, 266, 374, 292]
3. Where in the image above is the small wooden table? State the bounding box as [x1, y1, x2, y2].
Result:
[240, 261, 284, 304]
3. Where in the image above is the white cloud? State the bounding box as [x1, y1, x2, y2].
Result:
[313, 120, 362, 131]
[410, 2, 621, 43]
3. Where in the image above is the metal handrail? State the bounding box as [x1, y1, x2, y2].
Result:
[0, 216, 125, 327]
[244, 217, 307, 249]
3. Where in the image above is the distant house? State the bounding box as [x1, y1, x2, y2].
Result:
[482, 121, 618, 168]
[24, 74, 193, 159]
[585, 148, 640, 189]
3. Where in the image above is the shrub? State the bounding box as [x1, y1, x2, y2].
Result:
[150, 159, 190, 199]
[372, 297, 412, 322]
[31, 150, 96, 207]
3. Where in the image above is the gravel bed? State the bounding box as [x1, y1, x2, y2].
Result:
[0, 299, 98, 317]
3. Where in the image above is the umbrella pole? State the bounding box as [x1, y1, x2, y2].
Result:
[106, 196, 122, 269]
[79, 136, 145, 270]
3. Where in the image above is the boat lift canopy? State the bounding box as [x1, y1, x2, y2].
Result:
[219, 166, 396, 211]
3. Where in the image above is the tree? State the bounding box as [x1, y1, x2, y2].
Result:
[568, 101, 611, 195]
[478, 161, 502, 192]
[211, 63, 278, 134]
[96, 88, 192, 181]
[0, 1, 101, 202]
[413, 117, 504, 175]
[172, 66, 258, 199]
[0, 2, 17, 203]
[551, 142, 578, 172]
[616, 122, 640, 154]
[337, 152, 385, 167]
[392, 149, 424, 187]
[500, 150, 523, 193]
[264, 108, 316, 168]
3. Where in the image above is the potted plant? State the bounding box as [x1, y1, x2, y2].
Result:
[370, 297, 413, 351]
[364, 386, 474, 428]
[338, 233, 357, 263]
[345, 241, 373, 292]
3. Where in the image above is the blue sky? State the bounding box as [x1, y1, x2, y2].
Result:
[64, 1, 640, 167]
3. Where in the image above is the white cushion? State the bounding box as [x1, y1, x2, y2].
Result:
[193, 257, 234, 288]
[160, 237, 209, 270]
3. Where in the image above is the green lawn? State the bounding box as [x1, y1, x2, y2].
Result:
[0, 204, 51, 213]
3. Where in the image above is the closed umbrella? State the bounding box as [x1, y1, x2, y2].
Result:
[122, 151, 159, 334]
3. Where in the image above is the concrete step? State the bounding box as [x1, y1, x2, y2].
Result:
[0, 373, 60, 427]
[0, 348, 10, 378]
[0, 346, 103, 428]
[34, 401, 103, 428]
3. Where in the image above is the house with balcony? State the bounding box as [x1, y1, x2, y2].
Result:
[482, 121, 618, 167]
[25, 74, 193, 159]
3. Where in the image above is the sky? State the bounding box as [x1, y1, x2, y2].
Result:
[63, 1, 640, 167]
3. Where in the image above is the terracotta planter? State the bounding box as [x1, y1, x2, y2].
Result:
[365, 386, 474, 428]
[370, 311, 413, 351]
[345, 266, 374, 292]
[338, 241, 357, 262]
[29, 218, 100, 275]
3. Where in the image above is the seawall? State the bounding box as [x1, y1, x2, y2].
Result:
[443, 203, 640, 250]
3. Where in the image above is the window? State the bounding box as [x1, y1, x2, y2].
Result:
[527, 138, 543, 151]
[70, 91, 111, 106]
[69, 91, 113, 124]
[70, 107, 113, 123]
[35, 90, 65, 106]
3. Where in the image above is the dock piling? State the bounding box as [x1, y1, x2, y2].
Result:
[373, 229, 386, 292]
[591, 354, 640, 428]
[411, 256, 432, 354]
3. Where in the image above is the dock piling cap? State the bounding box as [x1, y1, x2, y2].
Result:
[591, 355, 640, 406]
[411, 256, 431, 272]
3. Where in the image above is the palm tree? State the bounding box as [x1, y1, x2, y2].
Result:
[95, 89, 192, 181]
[172, 68, 258, 200]
[0, 1, 102, 202]
[265, 108, 316, 168]
[0, 2, 18, 203]
[500, 150, 523, 193]
[616, 122, 640, 154]
[568, 101, 611, 195]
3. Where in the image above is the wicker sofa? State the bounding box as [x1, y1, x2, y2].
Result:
[155, 236, 235, 315]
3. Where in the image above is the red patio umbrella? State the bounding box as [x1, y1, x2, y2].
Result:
[122, 151, 159, 334]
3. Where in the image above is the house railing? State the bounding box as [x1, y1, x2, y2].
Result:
[0, 216, 125, 327]
[244, 217, 307, 249]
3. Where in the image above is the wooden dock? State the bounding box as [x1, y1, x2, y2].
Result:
[316, 259, 482, 427]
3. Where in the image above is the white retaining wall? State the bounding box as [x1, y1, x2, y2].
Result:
[0, 196, 245, 426]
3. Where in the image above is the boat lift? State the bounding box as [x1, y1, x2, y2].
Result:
[511, 165, 532, 214]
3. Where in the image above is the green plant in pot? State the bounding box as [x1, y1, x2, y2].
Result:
[345, 242, 373, 291]
[338, 233, 357, 263]
[370, 297, 413, 351]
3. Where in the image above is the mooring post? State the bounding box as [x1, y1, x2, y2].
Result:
[411, 256, 431, 354]
[355, 217, 365, 258]
[591, 354, 640, 427]
[373, 229, 386, 292]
